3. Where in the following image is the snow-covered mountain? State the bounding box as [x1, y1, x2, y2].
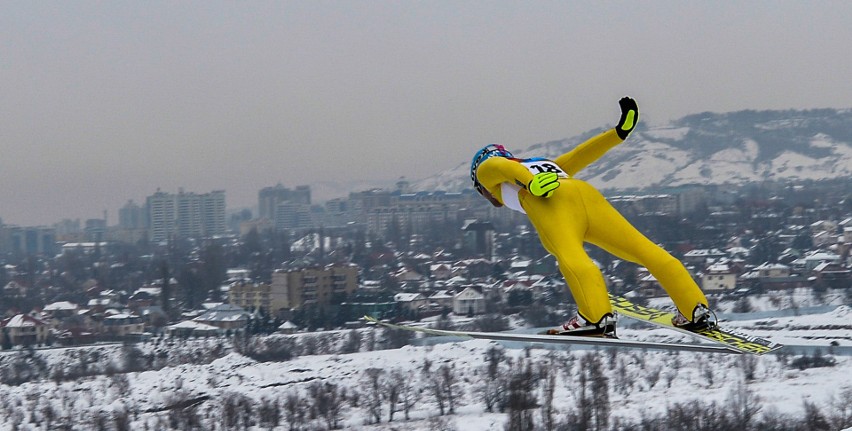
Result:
[414, 108, 852, 193]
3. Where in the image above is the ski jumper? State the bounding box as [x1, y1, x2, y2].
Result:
[475, 128, 709, 324]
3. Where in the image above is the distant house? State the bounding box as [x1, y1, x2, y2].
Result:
[395, 267, 425, 283]
[754, 262, 791, 278]
[3, 280, 28, 297]
[103, 313, 146, 338]
[793, 251, 842, 272]
[43, 301, 80, 319]
[430, 263, 453, 281]
[508, 259, 532, 274]
[1, 314, 49, 346]
[453, 287, 485, 316]
[701, 261, 738, 292]
[635, 270, 666, 297]
[167, 320, 222, 338]
[683, 249, 727, 265]
[461, 259, 494, 279]
[192, 304, 250, 331]
[812, 262, 851, 288]
[427, 290, 455, 310]
[277, 320, 299, 334]
[394, 293, 427, 312]
[741, 262, 804, 290]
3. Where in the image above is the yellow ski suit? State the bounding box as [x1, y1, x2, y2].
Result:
[475, 129, 708, 324]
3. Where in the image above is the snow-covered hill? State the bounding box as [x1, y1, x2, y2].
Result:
[414, 108, 852, 193]
[1, 293, 851, 430]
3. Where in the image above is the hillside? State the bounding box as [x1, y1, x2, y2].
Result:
[1, 289, 850, 430]
[413, 108, 852, 193]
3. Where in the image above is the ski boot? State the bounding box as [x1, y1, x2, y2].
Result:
[672, 303, 716, 330]
[546, 313, 617, 338]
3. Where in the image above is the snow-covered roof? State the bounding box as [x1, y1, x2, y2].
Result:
[428, 290, 454, 300]
[193, 304, 249, 322]
[394, 293, 424, 302]
[684, 248, 726, 257]
[446, 276, 468, 285]
[43, 301, 79, 311]
[706, 262, 733, 273]
[755, 262, 790, 270]
[278, 321, 298, 330]
[2, 314, 46, 328]
[168, 320, 220, 331]
[105, 313, 137, 320]
[455, 286, 484, 299]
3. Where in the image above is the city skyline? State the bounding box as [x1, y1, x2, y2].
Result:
[3, 2, 852, 226]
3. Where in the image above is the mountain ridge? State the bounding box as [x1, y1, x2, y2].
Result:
[411, 108, 852, 193]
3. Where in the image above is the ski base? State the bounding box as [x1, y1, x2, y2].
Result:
[609, 294, 783, 356]
[364, 315, 740, 354]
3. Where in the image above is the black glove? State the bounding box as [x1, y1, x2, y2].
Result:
[616, 97, 639, 139]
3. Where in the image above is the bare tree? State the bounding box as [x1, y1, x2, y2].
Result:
[440, 364, 462, 415]
[340, 329, 362, 354]
[364, 328, 377, 351]
[828, 386, 852, 430]
[477, 373, 507, 413]
[309, 381, 347, 429]
[573, 356, 592, 430]
[427, 370, 447, 416]
[740, 354, 758, 381]
[363, 368, 384, 424]
[284, 391, 307, 431]
[505, 358, 537, 431]
[539, 355, 558, 431]
[585, 353, 610, 431]
[728, 381, 761, 429]
[220, 390, 253, 430]
[400, 371, 422, 421]
[257, 396, 281, 429]
[385, 369, 405, 422]
[613, 357, 633, 395]
[383, 327, 414, 349]
[802, 400, 830, 430]
[645, 364, 662, 389]
[484, 345, 506, 380]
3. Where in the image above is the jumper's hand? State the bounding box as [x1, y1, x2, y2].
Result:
[528, 172, 560, 197]
[616, 97, 639, 139]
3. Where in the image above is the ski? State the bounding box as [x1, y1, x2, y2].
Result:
[363, 315, 739, 354]
[609, 294, 783, 356]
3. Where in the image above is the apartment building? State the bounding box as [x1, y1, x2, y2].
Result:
[269, 264, 359, 309]
[229, 281, 290, 315]
[258, 184, 311, 219]
[146, 189, 226, 242]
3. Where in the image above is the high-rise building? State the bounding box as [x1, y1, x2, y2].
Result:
[1, 226, 56, 256]
[119, 200, 146, 230]
[258, 184, 311, 221]
[146, 189, 226, 242]
[275, 201, 312, 230]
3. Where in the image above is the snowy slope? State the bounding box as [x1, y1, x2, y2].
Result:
[1, 299, 851, 430]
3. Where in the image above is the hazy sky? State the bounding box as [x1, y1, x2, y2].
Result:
[2, 1, 852, 226]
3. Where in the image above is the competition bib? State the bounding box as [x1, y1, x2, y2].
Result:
[500, 158, 569, 214]
[520, 158, 569, 178]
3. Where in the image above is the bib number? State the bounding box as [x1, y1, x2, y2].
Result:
[521, 159, 568, 178]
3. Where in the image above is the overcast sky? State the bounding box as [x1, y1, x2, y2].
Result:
[2, 1, 851, 226]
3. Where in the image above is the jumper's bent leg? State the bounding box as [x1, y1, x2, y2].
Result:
[580, 184, 708, 319]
